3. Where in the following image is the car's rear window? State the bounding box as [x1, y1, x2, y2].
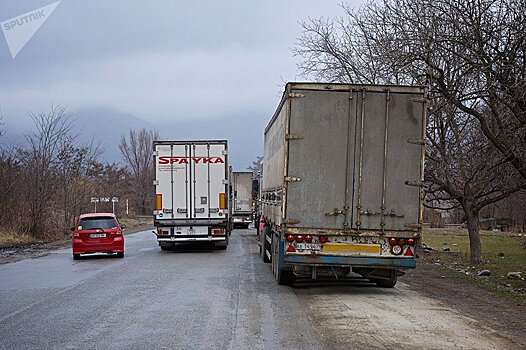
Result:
[79, 217, 118, 230]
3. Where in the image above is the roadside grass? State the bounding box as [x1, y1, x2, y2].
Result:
[120, 218, 152, 230]
[422, 228, 526, 304]
[0, 230, 42, 248]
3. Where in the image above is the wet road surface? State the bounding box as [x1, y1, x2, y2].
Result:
[0, 229, 508, 349]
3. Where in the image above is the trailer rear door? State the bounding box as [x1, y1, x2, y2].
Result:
[285, 87, 424, 232]
[154, 141, 228, 221]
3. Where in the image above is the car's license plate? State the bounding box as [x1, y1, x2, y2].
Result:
[90, 233, 106, 238]
[296, 243, 321, 250]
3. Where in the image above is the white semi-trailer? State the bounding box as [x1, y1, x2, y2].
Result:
[153, 140, 231, 250]
[260, 83, 426, 286]
[232, 171, 253, 228]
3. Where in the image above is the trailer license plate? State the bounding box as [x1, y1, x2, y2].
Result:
[90, 233, 106, 238]
[296, 243, 321, 250]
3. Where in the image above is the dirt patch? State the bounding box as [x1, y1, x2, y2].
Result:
[404, 258, 526, 347]
[0, 226, 153, 265]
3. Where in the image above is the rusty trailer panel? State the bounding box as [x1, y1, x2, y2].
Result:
[262, 82, 426, 236]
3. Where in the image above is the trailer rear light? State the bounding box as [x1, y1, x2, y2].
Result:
[391, 245, 403, 255]
[389, 237, 397, 246]
[219, 193, 226, 209]
[212, 228, 225, 235]
[156, 194, 162, 210]
[286, 235, 294, 242]
[407, 238, 415, 246]
[305, 235, 313, 243]
[319, 236, 327, 244]
[404, 246, 414, 256]
[399, 238, 406, 246]
[157, 229, 169, 235]
[286, 244, 296, 253]
[295, 235, 304, 243]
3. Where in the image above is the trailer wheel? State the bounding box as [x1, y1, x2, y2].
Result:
[215, 234, 229, 250]
[276, 268, 296, 286]
[374, 271, 398, 288]
[262, 226, 271, 263]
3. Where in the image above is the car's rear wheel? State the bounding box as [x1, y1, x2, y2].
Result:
[116, 252, 124, 258]
[73, 254, 80, 260]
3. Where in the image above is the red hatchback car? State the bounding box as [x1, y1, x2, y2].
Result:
[72, 213, 125, 260]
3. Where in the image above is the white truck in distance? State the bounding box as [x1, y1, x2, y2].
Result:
[232, 171, 253, 228]
[153, 140, 231, 250]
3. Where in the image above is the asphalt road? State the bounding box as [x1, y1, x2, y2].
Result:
[0, 228, 509, 349]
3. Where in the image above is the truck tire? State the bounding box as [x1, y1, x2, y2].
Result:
[215, 234, 229, 250]
[271, 231, 296, 286]
[262, 226, 271, 263]
[374, 271, 397, 288]
[276, 268, 296, 286]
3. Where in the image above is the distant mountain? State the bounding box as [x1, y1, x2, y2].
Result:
[72, 107, 155, 164]
[0, 106, 266, 170]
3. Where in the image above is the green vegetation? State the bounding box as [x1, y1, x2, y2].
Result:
[422, 228, 526, 304]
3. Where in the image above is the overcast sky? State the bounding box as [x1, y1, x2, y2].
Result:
[0, 0, 363, 169]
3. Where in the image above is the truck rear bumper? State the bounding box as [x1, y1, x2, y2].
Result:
[155, 219, 228, 226]
[156, 236, 226, 242]
[233, 216, 252, 224]
[284, 255, 416, 269]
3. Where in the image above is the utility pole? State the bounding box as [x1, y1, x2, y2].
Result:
[112, 197, 119, 214]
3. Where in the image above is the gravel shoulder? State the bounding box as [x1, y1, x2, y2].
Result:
[0, 226, 153, 265]
[403, 259, 526, 348]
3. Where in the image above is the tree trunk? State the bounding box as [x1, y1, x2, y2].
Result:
[465, 209, 483, 265]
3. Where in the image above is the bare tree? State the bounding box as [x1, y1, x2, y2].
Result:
[57, 133, 101, 228]
[294, 0, 526, 263]
[247, 156, 263, 180]
[119, 129, 159, 215]
[21, 105, 73, 237]
[425, 103, 524, 263]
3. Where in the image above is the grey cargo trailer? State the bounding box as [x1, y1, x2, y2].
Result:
[260, 82, 426, 286]
[232, 171, 253, 228]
